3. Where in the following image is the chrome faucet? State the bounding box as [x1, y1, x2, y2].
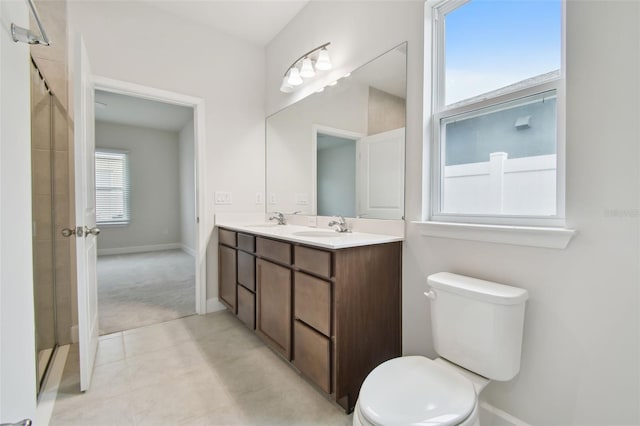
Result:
[328, 216, 351, 233]
[268, 212, 286, 225]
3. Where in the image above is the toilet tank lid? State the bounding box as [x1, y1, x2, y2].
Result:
[427, 272, 528, 305]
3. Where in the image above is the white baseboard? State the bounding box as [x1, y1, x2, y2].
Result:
[97, 243, 182, 256]
[180, 244, 196, 257]
[206, 298, 227, 313]
[479, 402, 531, 426]
[70, 325, 79, 343]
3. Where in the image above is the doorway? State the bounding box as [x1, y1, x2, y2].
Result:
[92, 79, 206, 335]
[316, 132, 358, 217]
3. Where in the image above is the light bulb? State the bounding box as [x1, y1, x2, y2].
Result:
[280, 75, 294, 93]
[315, 47, 332, 71]
[287, 67, 303, 86]
[299, 57, 315, 78]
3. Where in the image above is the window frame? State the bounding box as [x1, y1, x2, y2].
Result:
[429, 0, 566, 228]
[95, 148, 131, 226]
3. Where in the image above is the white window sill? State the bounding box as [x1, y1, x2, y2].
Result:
[413, 221, 576, 249]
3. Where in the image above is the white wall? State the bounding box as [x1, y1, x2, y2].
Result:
[0, 1, 37, 422]
[266, 1, 640, 424]
[95, 121, 181, 253]
[179, 118, 195, 255]
[67, 1, 266, 300]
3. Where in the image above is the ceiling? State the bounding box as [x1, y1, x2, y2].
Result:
[95, 90, 193, 132]
[143, 0, 310, 46]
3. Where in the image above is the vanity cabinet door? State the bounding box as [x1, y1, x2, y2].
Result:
[256, 258, 292, 359]
[237, 285, 255, 330]
[293, 320, 331, 394]
[218, 245, 237, 312]
[294, 272, 331, 336]
[237, 251, 255, 291]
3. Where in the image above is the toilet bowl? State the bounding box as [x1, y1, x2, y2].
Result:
[353, 273, 528, 426]
[353, 356, 488, 426]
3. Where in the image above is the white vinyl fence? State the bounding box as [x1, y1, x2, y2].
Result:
[443, 153, 556, 216]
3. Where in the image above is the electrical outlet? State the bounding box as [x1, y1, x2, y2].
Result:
[255, 192, 264, 205]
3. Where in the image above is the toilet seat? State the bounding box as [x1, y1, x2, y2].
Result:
[357, 356, 477, 426]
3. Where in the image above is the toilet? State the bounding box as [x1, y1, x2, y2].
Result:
[353, 272, 528, 426]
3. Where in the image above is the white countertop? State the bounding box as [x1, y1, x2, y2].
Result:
[216, 222, 404, 250]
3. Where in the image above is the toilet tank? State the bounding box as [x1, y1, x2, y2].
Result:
[427, 272, 528, 381]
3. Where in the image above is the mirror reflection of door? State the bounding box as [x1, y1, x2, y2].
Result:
[316, 133, 357, 217]
[357, 128, 405, 220]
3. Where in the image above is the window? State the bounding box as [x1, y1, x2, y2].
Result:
[95, 150, 130, 225]
[431, 0, 564, 227]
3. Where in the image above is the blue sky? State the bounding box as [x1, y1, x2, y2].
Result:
[445, 0, 561, 104]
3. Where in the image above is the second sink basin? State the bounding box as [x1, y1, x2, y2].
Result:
[292, 230, 341, 238]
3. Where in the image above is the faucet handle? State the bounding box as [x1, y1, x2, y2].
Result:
[268, 211, 286, 225]
[328, 215, 350, 232]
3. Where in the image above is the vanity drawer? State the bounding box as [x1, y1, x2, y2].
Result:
[295, 245, 331, 278]
[293, 320, 331, 394]
[219, 228, 236, 247]
[237, 285, 255, 330]
[256, 237, 291, 264]
[294, 272, 331, 336]
[237, 251, 255, 292]
[237, 233, 255, 252]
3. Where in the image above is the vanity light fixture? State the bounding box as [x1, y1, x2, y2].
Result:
[280, 42, 332, 93]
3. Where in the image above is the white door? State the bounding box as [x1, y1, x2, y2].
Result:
[357, 128, 405, 220]
[74, 34, 99, 391]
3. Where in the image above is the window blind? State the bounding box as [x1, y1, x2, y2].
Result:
[95, 150, 130, 225]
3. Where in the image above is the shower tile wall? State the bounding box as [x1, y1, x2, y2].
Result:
[31, 0, 74, 345]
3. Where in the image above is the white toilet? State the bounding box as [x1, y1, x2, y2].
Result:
[353, 272, 528, 426]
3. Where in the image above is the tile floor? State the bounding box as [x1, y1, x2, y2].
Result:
[49, 310, 352, 426]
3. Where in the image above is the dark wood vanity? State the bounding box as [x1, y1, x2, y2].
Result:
[217, 226, 402, 413]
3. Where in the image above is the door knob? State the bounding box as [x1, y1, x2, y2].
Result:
[84, 226, 101, 237]
[61, 228, 75, 237]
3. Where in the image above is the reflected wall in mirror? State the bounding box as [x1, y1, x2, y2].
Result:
[266, 43, 407, 220]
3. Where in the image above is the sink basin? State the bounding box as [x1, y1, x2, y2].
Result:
[246, 223, 279, 228]
[293, 230, 341, 238]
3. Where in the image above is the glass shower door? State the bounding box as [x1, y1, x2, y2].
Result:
[31, 60, 57, 392]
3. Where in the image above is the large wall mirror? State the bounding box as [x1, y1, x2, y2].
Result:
[266, 42, 407, 220]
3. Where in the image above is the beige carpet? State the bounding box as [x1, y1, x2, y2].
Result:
[97, 249, 195, 335]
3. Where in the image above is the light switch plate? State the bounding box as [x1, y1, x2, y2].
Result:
[215, 191, 232, 205]
[255, 192, 264, 205]
[295, 193, 308, 205]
